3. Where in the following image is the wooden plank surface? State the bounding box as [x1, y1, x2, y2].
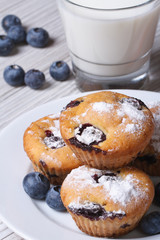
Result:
[0, 0, 160, 239]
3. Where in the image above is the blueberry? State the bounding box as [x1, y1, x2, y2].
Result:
[2, 14, 21, 32]
[26, 28, 49, 48]
[0, 35, 15, 56]
[155, 182, 160, 205]
[3, 65, 25, 86]
[46, 186, 66, 211]
[24, 69, 45, 89]
[23, 172, 50, 200]
[140, 211, 160, 235]
[49, 61, 70, 81]
[7, 25, 26, 43]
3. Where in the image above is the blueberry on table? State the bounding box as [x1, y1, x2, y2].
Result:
[3, 65, 25, 86]
[26, 28, 49, 48]
[155, 182, 160, 205]
[23, 172, 50, 200]
[7, 25, 26, 43]
[49, 61, 70, 81]
[0, 35, 14, 56]
[140, 211, 160, 235]
[46, 186, 66, 211]
[2, 14, 21, 32]
[24, 69, 45, 89]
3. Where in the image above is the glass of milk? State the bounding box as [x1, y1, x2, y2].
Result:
[57, 0, 160, 91]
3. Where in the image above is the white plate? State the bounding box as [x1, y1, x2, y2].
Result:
[1, 90, 160, 240]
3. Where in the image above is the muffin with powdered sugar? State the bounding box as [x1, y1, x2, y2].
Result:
[60, 91, 154, 169]
[23, 113, 82, 185]
[61, 165, 154, 237]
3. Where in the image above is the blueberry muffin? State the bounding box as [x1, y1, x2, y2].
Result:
[133, 102, 160, 176]
[23, 113, 82, 185]
[60, 91, 154, 169]
[61, 165, 154, 238]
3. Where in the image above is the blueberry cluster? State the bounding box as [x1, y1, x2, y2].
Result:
[140, 182, 160, 235]
[23, 172, 66, 211]
[4, 61, 70, 88]
[0, 14, 49, 56]
[4, 65, 45, 89]
[1, 14, 71, 87]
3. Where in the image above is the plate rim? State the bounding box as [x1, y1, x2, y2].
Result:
[1, 89, 160, 240]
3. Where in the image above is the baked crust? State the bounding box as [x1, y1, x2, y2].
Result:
[61, 165, 154, 237]
[60, 91, 154, 169]
[23, 114, 81, 184]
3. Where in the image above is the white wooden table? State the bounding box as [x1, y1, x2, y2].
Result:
[0, 0, 160, 239]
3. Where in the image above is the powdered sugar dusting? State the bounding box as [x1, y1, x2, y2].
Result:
[41, 119, 49, 123]
[67, 166, 101, 186]
[68, 200, 125, 216]
[125, 124, 139, 133]
[43, 119, 65, 149]
[49, 120, 61, 137]
[92, 102, 114, 113]
[67, 166, 147, 206]
[98, 174, 139, 206]
[117, 100, 147, 134]
[48, 112, 61, 119]
[147, 101, 160, 109]
[117, 101, 146, 121]
[27, 130, 34, 135]
[75, 124, 104, 145]
[43, 135, 65, 149]
[71, 116, 81, 124]
[40, 152, 62, 167]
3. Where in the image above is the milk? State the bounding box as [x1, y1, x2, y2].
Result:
[58, 0, 160, 77]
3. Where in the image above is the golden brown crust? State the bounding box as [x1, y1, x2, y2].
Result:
[68, 212, 141, 237]
[23, 114, 82, 184]
[60, 91, 154, 169]
[61, 166, 154, 237]
[133, 103, 160, 176]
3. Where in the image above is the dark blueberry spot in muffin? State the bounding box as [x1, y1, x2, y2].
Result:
[65, 100, 83, 109]
[39, 159, 47, 167]
[120, 97, 147, 110]
[69, 203, 126, 221]
[109, 212, 126, 220]
[92, 174, 100, 183]
[45, 130, 52, 137]
[69, 203, 105, 220]
[104, 172, 117, 181]
[75, 123, 106, 145]
[105, 172, 117, 177]
[120, 223, 130, 229]
[69, 123, 106, 153]
[69, 137, 106, 154]
[44, 130, 65, 149]
[92, 172, 117, 183]
[138, 154, 157, 164]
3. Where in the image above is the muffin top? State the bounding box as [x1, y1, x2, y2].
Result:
[23, 113, 81, 169]
[61, 165, 154, 220]
[60, 91, 154, 155]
